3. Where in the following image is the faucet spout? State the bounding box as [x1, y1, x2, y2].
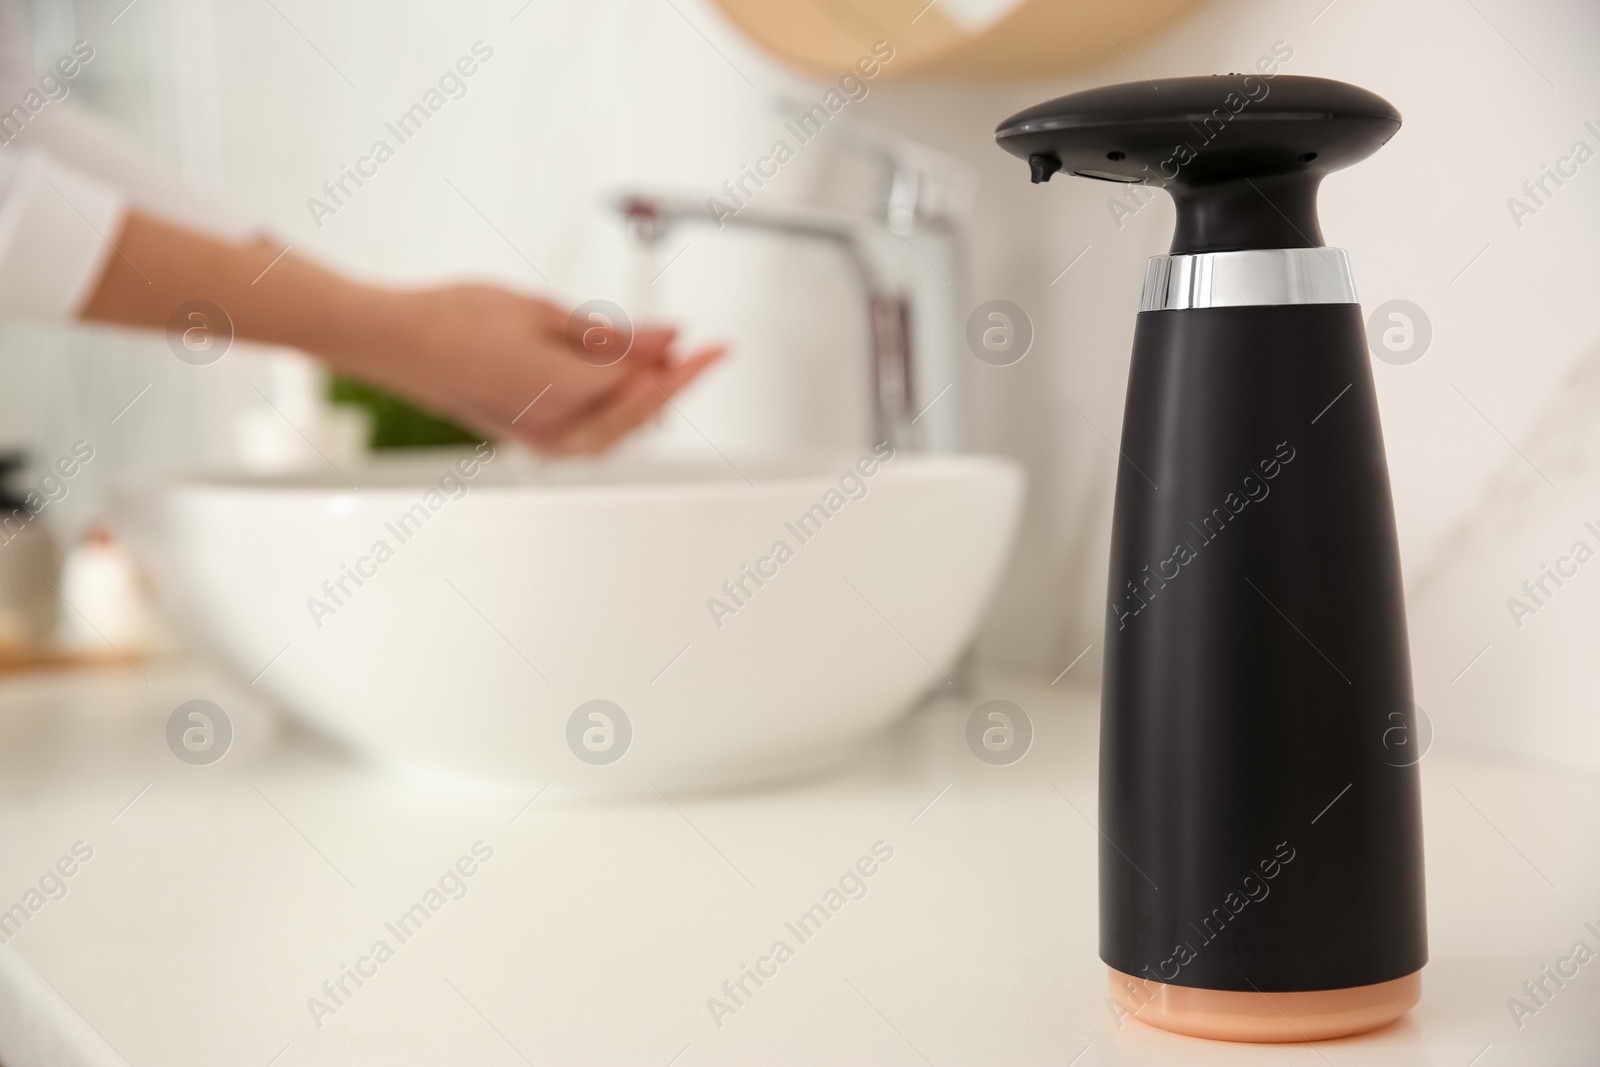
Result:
[614, 193, 920, 451]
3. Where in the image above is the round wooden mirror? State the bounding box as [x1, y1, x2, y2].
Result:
[707, 0, 1207, 81]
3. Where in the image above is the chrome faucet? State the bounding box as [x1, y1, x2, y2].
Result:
[615, 113, 975, 453]
[616, 194, 921, 451]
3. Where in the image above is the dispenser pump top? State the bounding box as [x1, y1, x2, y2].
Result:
[995, 75, 1400, 255]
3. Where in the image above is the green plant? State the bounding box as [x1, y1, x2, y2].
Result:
[327, 376, 484, 450]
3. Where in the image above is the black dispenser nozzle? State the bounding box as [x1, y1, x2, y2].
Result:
[1027, 153, 1061, 183]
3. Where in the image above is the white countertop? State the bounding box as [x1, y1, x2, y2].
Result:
[0, 664, 1595, 1066]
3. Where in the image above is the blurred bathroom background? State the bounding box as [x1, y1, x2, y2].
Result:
[3, 0, 1599, 772]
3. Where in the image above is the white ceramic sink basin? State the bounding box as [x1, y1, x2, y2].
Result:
[118, 447, 1022, 795]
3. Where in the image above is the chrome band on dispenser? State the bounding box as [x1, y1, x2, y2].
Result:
[1139, 248, 1358, 312]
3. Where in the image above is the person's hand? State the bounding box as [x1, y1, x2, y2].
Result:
[362, 284, 725, 455]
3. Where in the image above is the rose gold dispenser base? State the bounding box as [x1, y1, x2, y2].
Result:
[1109, 967, 1421, 1042]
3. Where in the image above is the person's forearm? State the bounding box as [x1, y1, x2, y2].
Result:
[80, 209, 403, 373]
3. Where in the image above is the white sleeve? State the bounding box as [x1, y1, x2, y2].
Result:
[0, 147, 127, 319]
[19, 102, 254, 243]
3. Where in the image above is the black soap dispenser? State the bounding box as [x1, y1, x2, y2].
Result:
[997, 75, 1425, 1042]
